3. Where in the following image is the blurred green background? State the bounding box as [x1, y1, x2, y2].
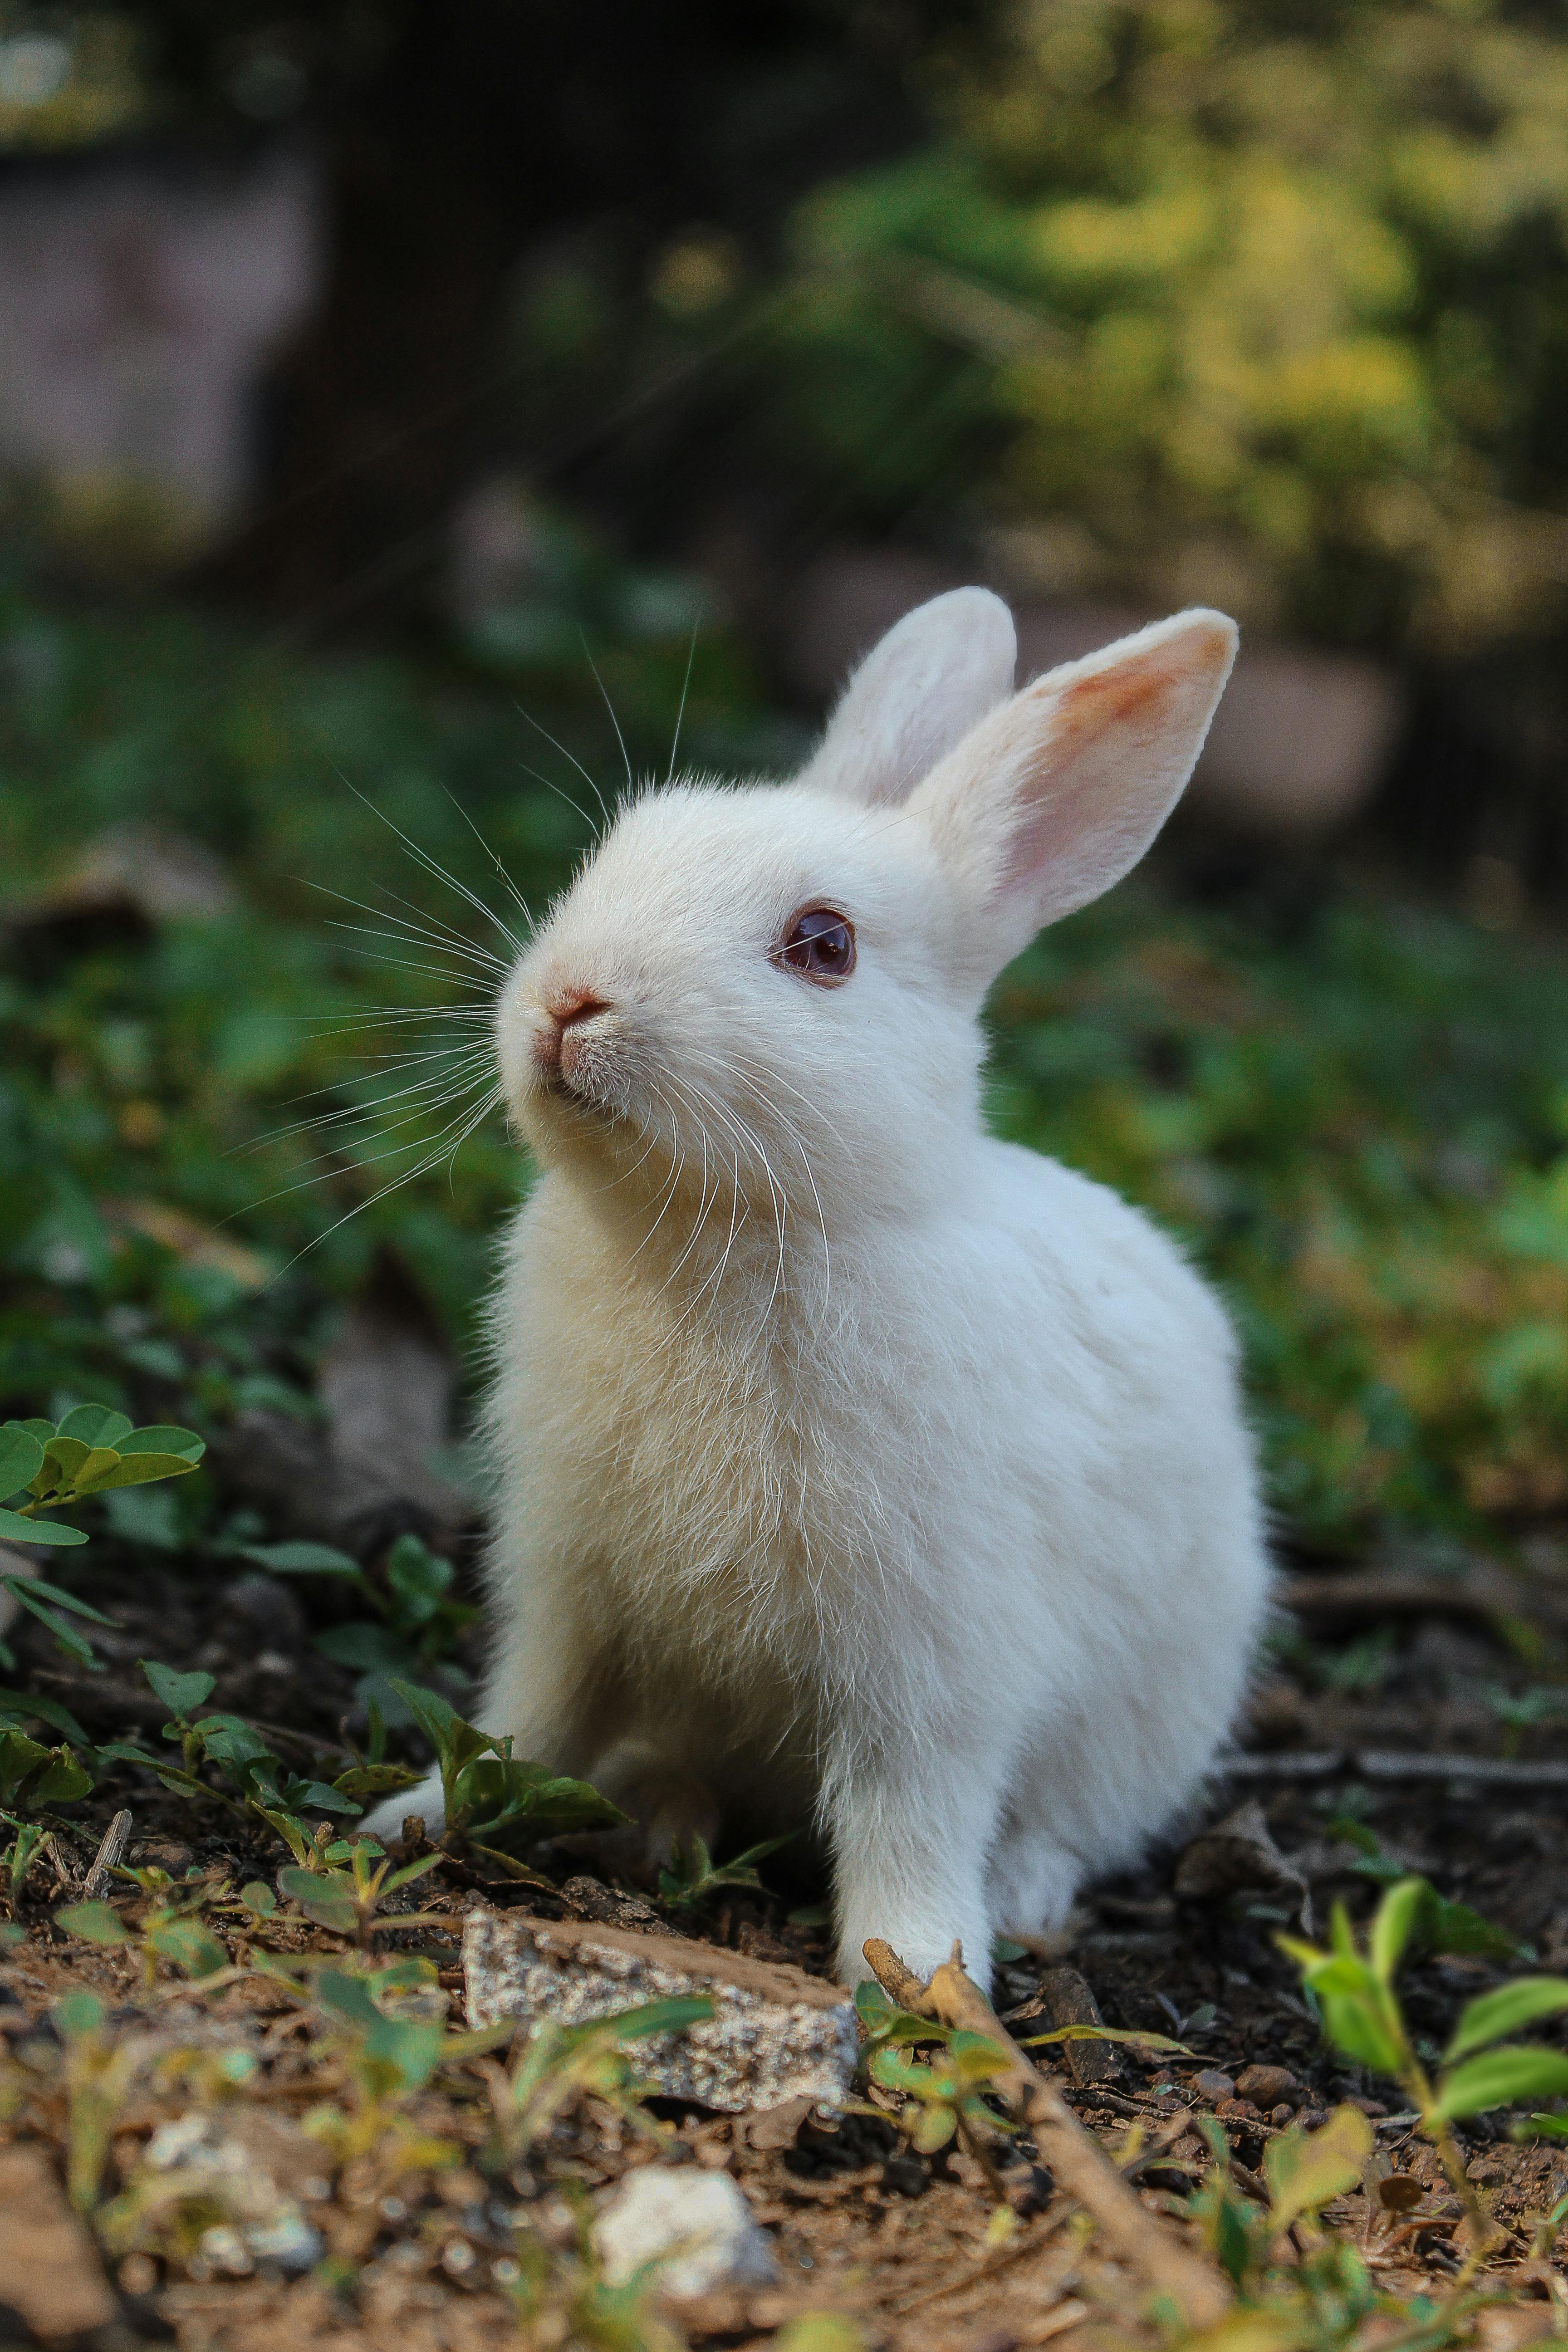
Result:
[4, 0, 1568, 1577]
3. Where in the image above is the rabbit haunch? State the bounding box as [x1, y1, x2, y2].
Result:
[367, 592, 1272, 1985]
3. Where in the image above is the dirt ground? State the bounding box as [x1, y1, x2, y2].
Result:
[7, 1539, 1568, 2350]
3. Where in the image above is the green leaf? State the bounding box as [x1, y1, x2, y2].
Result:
[333, 1761, 423, 1801]
[911, 2100, 958, 2153]
[0, 1425, 45, 1499]
[314, 1967, 383, 2029]
[55, 1900, 129, 1947]
[239, 1882, 277, 1916]
[390, 1677, 464, 1757]
[5, 1588, 98, 1667]
[118, 1426, 205, 1463]
[1020, 2024, 1194, 2056]
[1319, 1988, 1404, 2077]
[0, 1687, 87, 1741]
[146, 1915, 228, 1980]
[0, 1510, 88, 1547]
[77, 1451, 200, 1493]
[15, 1579, 116, 1625]
[1264, 2105, 1374, 2234]
[56, 1406, 133, 1450]
[1437, 2046, 1568, 2119]
[279, 1866, 357, 1933]
[29, 1746, 93, 1804]
[314, 1622, 418, 1675]
[141, 1660, 217, 1720]
[39, 1436, 92, 1487]
[53, 1990, 105, 2041]
[0, 1730, 54, 1800]
[240, 1540, 361, 1578]
[600, 1995, 715, 2043]
[1447, 1977, 1568, 2063]
[1371, 1877, 1427, 1984]
[1417, 1891, 1524, 1965]
[385, 1534, 454, 1625]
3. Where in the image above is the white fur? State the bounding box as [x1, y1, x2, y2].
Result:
[368, 598, 1272, 1986]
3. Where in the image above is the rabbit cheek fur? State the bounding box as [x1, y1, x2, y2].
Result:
[369, 593, 1272, 1985]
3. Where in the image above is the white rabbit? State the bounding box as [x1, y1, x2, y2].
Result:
[368, 590, 1272, 1987]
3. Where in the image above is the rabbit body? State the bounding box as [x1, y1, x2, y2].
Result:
[370, 594, 1271, 1983]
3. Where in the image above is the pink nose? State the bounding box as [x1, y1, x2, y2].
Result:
[533, 986, 608, 1076]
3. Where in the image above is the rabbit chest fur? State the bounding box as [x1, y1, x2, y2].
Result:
[368, 590, 1273, 1982]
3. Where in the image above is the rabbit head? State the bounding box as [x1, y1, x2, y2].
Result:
[495, 590, 1236, 1252]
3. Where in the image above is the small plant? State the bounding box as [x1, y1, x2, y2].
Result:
[657, 1830, 793, 1910]
[50, 1989, 147, 2211]
[241, 1534, 478, 1715]
[477, 1997, 715, 2172]
[391, 1679, 624, 1867]
[0, 1410, 203, 1670]
[1324, 1828, 1528, 1963]
[55, 1864, 249, 1989]
[1479, 1684, 1566, 1758]
[1283, 1877, 1568, 2247]
[137, 1660, 395, 1862]
[297, 1962, 478, 2180]
[1185, 2102, 1411, 2334]
[277, 1838, 446, 1948]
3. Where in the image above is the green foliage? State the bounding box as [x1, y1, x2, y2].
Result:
[391, 1679, 624, 1863]
[1328, 1827, 1529, 1962]
[480, 1997, 715, 2170]
[0, 1401, 201, 1687]
[1192, 2101, 1374, 2286]
[55, 1885, 230, 1988]
[137, 1656, 368, 1858]
[868, 2029, 1018, 2157]
[276, 1838, 445, 1948]
[774, 0, 1568, 656]
[657, 1830, 793, 1909]
[247, 1532, 477, 1719]
[1284, 1875, 1568, 2243]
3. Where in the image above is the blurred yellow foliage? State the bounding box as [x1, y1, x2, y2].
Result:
[783, 0, 1568, 651]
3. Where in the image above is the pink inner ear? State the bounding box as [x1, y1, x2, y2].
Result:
[997, 621, 1234, 906]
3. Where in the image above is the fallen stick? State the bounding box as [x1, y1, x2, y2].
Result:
[80, 1808, 132, 1902]
[863, 1937, 1230, 2327]
[1215, 1749, 1568, 1788]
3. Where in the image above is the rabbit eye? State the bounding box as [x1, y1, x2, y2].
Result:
[779, 906, 856, 985]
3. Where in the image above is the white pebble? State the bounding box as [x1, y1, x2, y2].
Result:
[592, 2167, 778, 2300]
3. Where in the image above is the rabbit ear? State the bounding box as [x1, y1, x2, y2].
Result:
[799, 587, 1017, 807]
[912, 609, 1238, 987]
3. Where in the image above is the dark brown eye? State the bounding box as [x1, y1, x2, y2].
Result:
[779, 906, 857, 985]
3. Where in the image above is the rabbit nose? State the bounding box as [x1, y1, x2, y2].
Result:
[533, 986, 609, 1076]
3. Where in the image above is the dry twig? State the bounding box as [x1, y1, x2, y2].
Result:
[862, 1936, 1230, 2326]
[80, 1808, 132, 1902]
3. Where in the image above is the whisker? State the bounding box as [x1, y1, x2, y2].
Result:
[666, 614, 701, 789]
[442, 785, 536, 934]
[580, 632, 633, 808]
[511, 704, 611, 843]
[333, 770, 525, 956]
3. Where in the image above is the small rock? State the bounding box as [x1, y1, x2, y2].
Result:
[463, 1910, 857, 2113]
[140, 2105, 324, 2272]
[1191, 2069, 1235, 2103]
[745, 2095, 816, 2152]
[559, 1875, 678, 1938]
[1216, 2097, 1264, 2123]
[592, 2167, 778, 2299]
[0, 2143, 119, 2337]
[1235, 2063, 1300, 2109]
[1175, 1800, 1312, 1930]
